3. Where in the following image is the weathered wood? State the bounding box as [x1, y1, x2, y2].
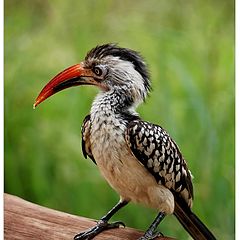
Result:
[4, 193, 175, 240]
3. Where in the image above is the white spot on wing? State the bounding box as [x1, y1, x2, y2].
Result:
[176, 171, 181, 182]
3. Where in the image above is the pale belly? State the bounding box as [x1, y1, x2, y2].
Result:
[90, 130, 174, 214]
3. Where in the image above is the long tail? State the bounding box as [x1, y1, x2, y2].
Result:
[174, 196, 217, 240]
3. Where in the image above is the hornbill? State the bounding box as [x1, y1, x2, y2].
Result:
[34, 44, 216, 240]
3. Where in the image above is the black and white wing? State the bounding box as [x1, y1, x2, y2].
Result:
[81, 114, 96, 164]
[125, 120, 193, 207]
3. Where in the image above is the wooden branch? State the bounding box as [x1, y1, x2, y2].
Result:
[4, 193, 175, 240]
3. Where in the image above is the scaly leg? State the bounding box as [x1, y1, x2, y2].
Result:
[74, 199, 128, 240]
[138, 212, 165, 240]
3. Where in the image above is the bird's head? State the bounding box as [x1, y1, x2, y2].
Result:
[34, 43, 151, 108]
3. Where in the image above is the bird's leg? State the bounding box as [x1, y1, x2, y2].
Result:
[74, 199, 128, 240]
[138, 212, 165, 240]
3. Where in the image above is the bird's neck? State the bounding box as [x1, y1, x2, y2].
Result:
[90, 88, 140, 122]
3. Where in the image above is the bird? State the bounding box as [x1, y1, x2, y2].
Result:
[34, 43, 216, 240]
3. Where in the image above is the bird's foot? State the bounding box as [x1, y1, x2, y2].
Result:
[74, 220, 125, 240]
[138, 230, 164, 240]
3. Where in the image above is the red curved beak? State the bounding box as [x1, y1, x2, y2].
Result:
[33, 63, 93, 108]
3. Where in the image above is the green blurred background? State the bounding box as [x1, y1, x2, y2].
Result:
[4, 0, 234, 239]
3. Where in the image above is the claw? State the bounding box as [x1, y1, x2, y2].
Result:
[74, 220, 126, 240]
[138, 231, 163, 240]
[108, 221, 126, 228]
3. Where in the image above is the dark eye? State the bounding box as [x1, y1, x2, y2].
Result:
[93, 66, 102, 76]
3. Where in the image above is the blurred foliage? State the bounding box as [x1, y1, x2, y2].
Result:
[4, 0, 234, 239]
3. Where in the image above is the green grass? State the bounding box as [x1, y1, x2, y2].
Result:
[4, 0, 234, 239]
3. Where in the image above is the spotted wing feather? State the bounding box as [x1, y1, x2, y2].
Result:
[125, 120, 193, 207]
[81, 114, 96, 164]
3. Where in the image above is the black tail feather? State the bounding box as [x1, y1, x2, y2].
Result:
[174, 196, 217, 240]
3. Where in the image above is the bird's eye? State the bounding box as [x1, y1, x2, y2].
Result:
[93, 66, 103, 76]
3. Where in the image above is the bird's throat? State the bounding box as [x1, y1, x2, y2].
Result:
[91, 89, 137, 120]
